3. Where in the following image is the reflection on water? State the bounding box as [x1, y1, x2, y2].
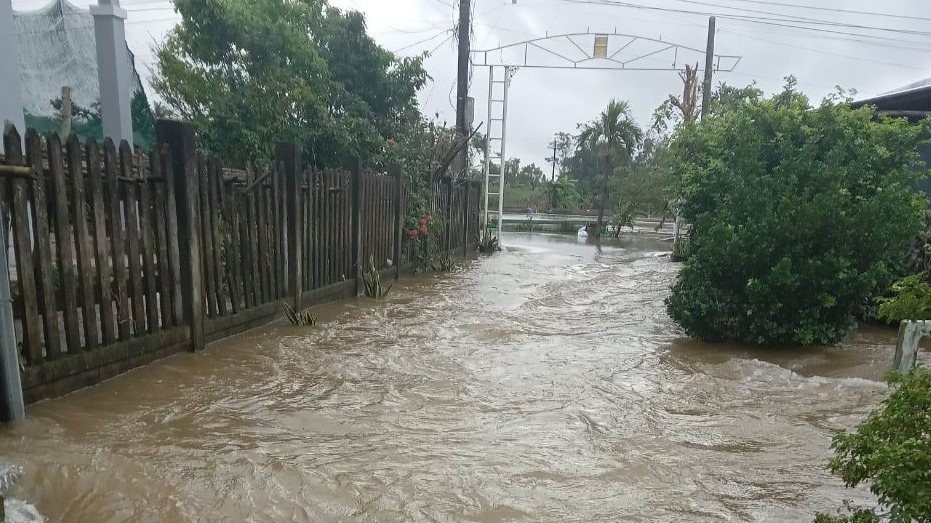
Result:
[0, 232, 904, 522]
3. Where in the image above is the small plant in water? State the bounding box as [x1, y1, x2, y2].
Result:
[362, 256, 392, 299]
[281, 301, 317, 326]
[479, 229, 500, 254]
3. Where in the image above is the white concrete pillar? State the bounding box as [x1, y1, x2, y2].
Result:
[90, 0, 133, 144]
[0, 0, 26, 151]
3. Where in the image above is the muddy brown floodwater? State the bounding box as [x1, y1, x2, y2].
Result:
[0, 232, 917, 522]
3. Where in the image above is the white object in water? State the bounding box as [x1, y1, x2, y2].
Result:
[577, 225, 588, 238]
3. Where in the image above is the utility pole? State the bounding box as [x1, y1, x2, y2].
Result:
[455, 0, 471, 178]
[548, 137, 557, 182]
[700, 16, 716, 119]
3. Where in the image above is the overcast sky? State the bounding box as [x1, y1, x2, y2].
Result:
[13, 0, 931, 168]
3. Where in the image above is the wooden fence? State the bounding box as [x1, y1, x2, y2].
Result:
[0, 121, 481, 403]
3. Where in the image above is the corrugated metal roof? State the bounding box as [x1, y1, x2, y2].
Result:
[12, 0, 144, 117]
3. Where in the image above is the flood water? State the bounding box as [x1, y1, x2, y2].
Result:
[0, 232, 914, 522]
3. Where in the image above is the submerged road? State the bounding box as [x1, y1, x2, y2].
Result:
[0, 232, 900, 522]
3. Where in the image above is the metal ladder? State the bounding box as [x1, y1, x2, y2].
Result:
[482, 65, 514, 238]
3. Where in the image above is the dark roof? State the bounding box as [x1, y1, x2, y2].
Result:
[851, 81, 931, 112]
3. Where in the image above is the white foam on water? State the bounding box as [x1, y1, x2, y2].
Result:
[1, 462, 45, 523]
[4, 498, 45, 523]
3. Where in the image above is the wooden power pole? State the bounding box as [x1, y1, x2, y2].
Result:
[549, 138, 557, 182]
[455, 0, 471, 178]
[700, 16, 716, 119]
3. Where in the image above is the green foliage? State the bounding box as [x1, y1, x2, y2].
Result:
[666, 80, 929, 345]
[362, 257, 391, 299]
[430, 253, 454, 272]
[281, 301, 318, 326]
[153, 0, 427, 168]
[610, 149, 675, 228]
[25, 90, 155, 149]
[877, 275, 931, 323]
[478, 230, 500, 254]
[816, 367, 931, 522]
[544, 175, 582, 211]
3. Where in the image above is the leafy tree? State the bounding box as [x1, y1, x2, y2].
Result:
[577, 100, 643, 233]
[544, 175, 581, 211]
[877, 275, 931, 323]
[153, 0, 427, 168]
[666, 82, 929, 345]
[815, 367, 931, 523]
[518, 163, 544, 188]
[610, 151, 675, 232]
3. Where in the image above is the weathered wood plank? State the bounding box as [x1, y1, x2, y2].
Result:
[208, 160, 227, 316]
[68, 136, 100, 350]
[245, 165, 260, 307]
[160, 146, 183, 326]
[87, 140, 116, 344]
[120, 142, 145, 335]
[259, 169, 270, 301]
[226, 178, 242, 313]
[138, 154, 159, 332]
[151, 150, 173, 329]
[198, 155, 218, 317]
[27, 130, 62, 358]
[272, 162, 283, 299]
[49, 134, 81, 354]
[5, 129, 42, 363]
[103, 139, 131, 340]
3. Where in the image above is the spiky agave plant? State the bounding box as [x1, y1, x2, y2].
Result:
[281, 301, 318, 326]
[362, 256, 392, 299]
[431, 253, 454, 272]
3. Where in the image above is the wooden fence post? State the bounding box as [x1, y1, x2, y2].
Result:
[351, 158, 363, 296]
[278, 142, 303, 308]
[390, 164, 403, 280]
[156, 120, 205, 351]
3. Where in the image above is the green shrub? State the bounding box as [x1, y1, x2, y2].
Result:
[815, 367, 931, 522]
[362, 257, 392, 299]
[281, 301, 317, 326]
[877, 275, 931, 323]
[665, 84, 928, 345]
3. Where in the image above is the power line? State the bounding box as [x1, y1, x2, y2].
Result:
[703, 0, 931, 23]
[531, 0, 931, 49]
[392, 28, 453, 54]
[667, 0, 931, 38]
[721, 28, 931, 71]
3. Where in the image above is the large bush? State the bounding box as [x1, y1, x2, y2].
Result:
[815, 367, 931, 523]
[665, 87, 929, 345]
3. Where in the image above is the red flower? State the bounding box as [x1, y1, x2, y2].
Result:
[425, 215, 434, 223]
[407, 228, 419, 239]
[387, 138, 397, 146]
[419, 224, 428, 235]
[419, 218, 427, 227]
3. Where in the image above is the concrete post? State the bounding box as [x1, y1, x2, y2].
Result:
[90, 0, 133, 144]
[0, 197, 24, 423]
[893, 320, 929, 373]
[0, 0, 26, 151]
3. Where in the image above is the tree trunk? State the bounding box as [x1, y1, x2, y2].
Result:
[595, 155, 610, 238]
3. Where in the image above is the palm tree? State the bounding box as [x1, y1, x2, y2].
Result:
[577, 100, 643, 236]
